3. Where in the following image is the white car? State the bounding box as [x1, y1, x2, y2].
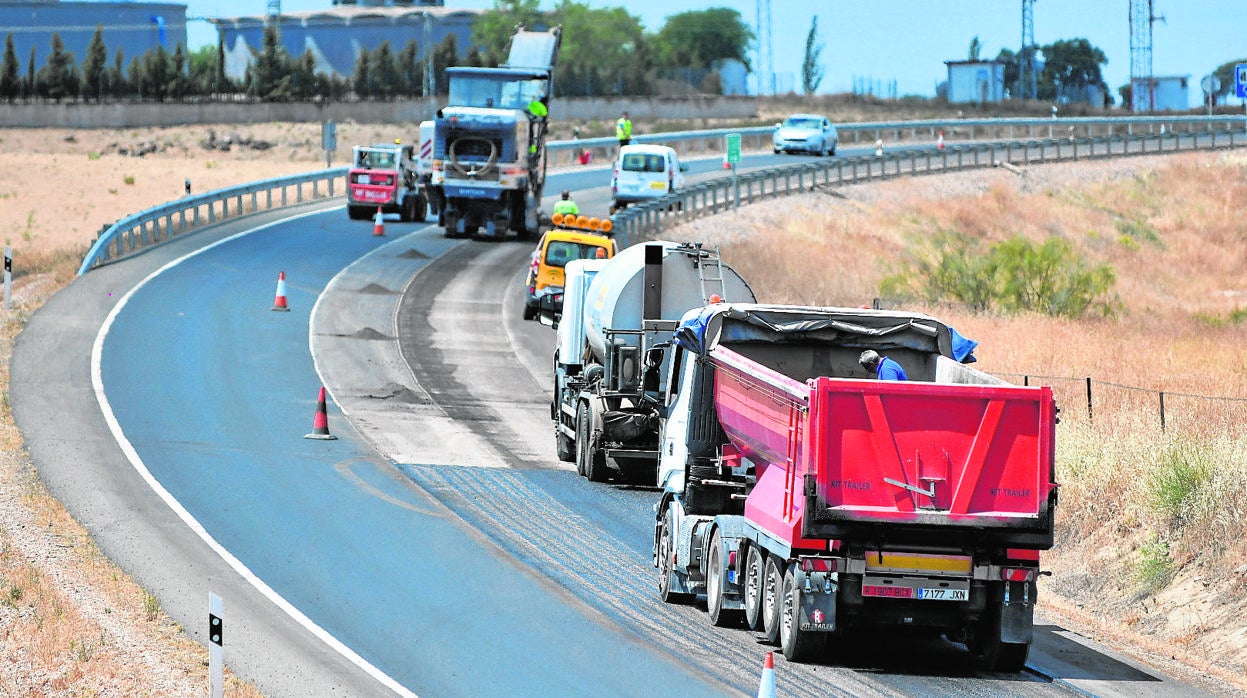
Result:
[610, 144, 688, 210]
[773, 113, 838, 156]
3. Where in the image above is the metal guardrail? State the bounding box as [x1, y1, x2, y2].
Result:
[544, 114, 1247, 167]
[609, 129, 1247, 248]
[77, 168, 347, 275]
[77, 114, 1247, 275]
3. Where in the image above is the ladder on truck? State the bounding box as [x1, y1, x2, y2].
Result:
[691, 243, 728, 304]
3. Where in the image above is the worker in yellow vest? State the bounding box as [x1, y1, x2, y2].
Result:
[553, 190, 579, 217]
[616, 111, 632, 147]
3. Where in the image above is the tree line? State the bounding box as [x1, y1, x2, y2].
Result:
[0, 1, 757, 103]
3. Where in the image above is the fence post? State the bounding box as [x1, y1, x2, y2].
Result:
[1159, 391, 1166, 431]
[1086, 376, 1093, 422]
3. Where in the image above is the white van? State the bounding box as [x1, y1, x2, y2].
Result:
[610, 144, 688, 210]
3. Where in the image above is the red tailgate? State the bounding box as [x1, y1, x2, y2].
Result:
[810, 377, 1056, 528]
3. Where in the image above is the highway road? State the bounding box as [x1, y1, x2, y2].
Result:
[10, 150, 1214, 697]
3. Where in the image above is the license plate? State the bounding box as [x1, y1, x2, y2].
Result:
[916, 587, 968, 601]
[649, 181, 667, 189]
[862, 585, 913, 599]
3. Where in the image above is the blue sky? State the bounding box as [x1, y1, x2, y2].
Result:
[187, 1, 1245, 108]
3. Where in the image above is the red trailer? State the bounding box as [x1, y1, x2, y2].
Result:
[653, 304, 1058, 670]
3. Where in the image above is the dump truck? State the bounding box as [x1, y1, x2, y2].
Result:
[346, 131, 434, 223]
[428, 26, 561, 240]
[652, 303, 1058, 670]
[545, 242, 755, 483]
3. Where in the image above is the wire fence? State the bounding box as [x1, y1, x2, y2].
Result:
[995, 373, 1247, 436]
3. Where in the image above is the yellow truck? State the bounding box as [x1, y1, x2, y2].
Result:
[522, 214, 616, 321]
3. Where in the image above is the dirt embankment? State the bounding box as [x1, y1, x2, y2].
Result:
[0, 121, 1244, 695]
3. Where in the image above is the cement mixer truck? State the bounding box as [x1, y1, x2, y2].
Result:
[546, 242, 755, 484]
[652, 304, 1058, 670]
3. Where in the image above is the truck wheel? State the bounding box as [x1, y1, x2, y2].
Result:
[348, 205, 369, 220]
[968, 591, 1030, 672]
[743, 543, 765, 631]
[761, 555, 785, 645]
[657, 508, 692, 604]
[578, 404, 608, 482]
[780, 565, 827, 662]
[574, 403, 589, 477]
[412, 194, 428, 222]
[707, 530, 743, 627]
[555, 418, 575, 463]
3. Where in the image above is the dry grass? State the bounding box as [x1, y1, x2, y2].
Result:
[670, 151, 1247, 690]
[2, 120, 1246, 693]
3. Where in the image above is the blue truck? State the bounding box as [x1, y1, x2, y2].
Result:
[428, 26, 561, 240]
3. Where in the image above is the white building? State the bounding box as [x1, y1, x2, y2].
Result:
[1132, 76, 1190, 112]
[944, 60, 1006, 104]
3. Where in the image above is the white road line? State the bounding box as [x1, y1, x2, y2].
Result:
[90, 207, 418, 698]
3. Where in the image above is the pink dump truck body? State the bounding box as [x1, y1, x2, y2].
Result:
[710, 345, 1057, 553]
[654, 304, 1058, 667]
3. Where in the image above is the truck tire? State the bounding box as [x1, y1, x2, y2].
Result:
[780, 565, 827, 662]
[555, 416, 575, 463]
[412, 193, 428, 222]
[743, 543, 765, 631]
[707, 530, 743, 628]
[657, 508, 692, 604]
[761, 555, 785, 645]
[968, 589, 1030, 672]
[348, 205, 370, 220]
[398, 196, 413, 223]
[578, 403, 608, 482]
[574, 403, 588, 477]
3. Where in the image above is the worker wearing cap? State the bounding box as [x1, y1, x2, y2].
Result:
[859, 349, 907, 381]
[553, 190, 579, 217]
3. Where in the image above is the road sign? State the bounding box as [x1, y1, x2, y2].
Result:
[1201, 74, 1221, 96]
[1235, 64, 1247, 99]
[725, 133, 741, 165]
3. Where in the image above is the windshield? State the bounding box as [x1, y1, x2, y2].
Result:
[545, 240, 610, 268]
[783, 117, 821, 129]
[621, 153, 667, 173]
[449, 73, 549, 110]
[357, 149, 396, 169]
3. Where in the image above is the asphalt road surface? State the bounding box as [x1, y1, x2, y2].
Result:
[10, 156, 1216, 697]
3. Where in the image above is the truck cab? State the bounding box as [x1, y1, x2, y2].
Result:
[347, 143, 428, 222]
[523, 217, 616, 321]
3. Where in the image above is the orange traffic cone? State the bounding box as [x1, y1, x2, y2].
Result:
[304, 386, 338, 440]
[373, 207, 385, 237]
[756, 652, 776, 698]
[271, 271, 290, 311]
[937, 130, 945, 151]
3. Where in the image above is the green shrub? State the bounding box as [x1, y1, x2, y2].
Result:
[880, 231, 1118, 317]
[1147, 440, 1211, 525]
[1135, 532, 1174, 593]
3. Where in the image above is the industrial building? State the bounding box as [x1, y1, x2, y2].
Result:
[0, 0, 187, 71]
[209, 3, 479, 83]
[944, 60, 1006, 104]
[1131, 75, 1189, 112]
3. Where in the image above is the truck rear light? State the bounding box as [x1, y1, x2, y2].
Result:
[800, 557, 836, 573]
[1000, 567, 1036, 582]
[1006, 548, 1041, 562]
[727, 550, 737, 568]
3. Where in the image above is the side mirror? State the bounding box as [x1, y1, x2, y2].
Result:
[679, 163, 689, 172]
